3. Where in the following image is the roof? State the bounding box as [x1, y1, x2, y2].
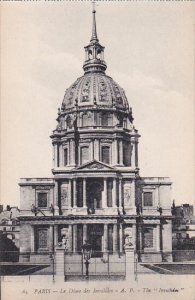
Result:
[61, 73, 129, 111]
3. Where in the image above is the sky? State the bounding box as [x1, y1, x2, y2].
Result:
[1, 1, 195, 208]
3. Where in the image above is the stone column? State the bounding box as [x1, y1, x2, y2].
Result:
[68, 224, 73, 252]
[30, 226, 34, 252]
[119, 140, 123, 165]
[103, 224, 108, 252]
[70, 139, 75, 166]
[49, 226, 54, 252]
[139, 225, 142, 251]
[83, 178, 87, 208]
[54, 144, 58, 168]
[131, 138, 137, 168]
[94, 139, 99, 160]
[102, 178, 107, 208]
[119, 178, 123, 210]
[130, 182, 136, 214]
[132, 224, 137, 251]
[119, 224, 123, 253]
[135, 142, 138, 168]
[113, 224, 118, 253]
[52, 144, 55, 168]
[112, 139, 118, 165]
[73, 179, 77, 208]
[54, 181, 59, 215]
[73, 224, 77, 253]
[92, 139, 95, 160]
[68, 179, 72, 208]
[54, 225, 58, 248]
[83, 224, 87, 244]
[112, 178, 117, 208]
[156, 224, 160, 252]
[60, 144, 63, 167]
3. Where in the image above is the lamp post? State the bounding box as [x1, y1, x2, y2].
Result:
[82, 241, 92, 279]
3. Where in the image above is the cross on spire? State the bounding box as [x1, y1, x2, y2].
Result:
[92, 0, 96, 13]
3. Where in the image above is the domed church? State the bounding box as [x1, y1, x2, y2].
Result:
[19, 9, 173, 266]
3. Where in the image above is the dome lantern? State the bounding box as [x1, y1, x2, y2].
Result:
[83, 9, 107, 74]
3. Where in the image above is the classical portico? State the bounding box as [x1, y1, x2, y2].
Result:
[55, 174, 123, 213]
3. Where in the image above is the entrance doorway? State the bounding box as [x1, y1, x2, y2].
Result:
[87, 224, 103, 257]
[87, 180, 103, 211]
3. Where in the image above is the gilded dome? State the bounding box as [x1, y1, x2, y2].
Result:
[62, 73, 129, 110]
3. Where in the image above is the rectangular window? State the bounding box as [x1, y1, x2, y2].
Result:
[123, 142, 131, 166]
[143, 192, 153, 206]
[37, 228, 48, 250]
[101, 146, 110, 164]
[57, 145, 60, 167]
[117, 141, 120, 164]
[37, 192, 47, 208]
[80, 146, 89, 165]
[143, 227, 153, 249]
[107, 179, 113, 207]
[101, 112, 109, 126]
[64, 148, 68, 166]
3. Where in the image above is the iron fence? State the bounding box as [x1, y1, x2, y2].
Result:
[1, 250, 195, 279]
[64, 251, 126, 280]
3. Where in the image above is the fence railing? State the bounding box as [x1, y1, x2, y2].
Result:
[63, 251, 126, 278]
[1, 250, 195, 278]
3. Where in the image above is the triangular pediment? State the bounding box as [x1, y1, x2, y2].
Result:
[75, 160, 115, 171]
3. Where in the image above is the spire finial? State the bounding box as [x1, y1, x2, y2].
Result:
[91, 1, 98, 42]
[83, 1, 107, 74]
[92, 0, 96, 12]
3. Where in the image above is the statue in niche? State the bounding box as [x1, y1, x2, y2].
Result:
[61, 186, 68, 206]
[58, 228, 69, 250]
[124, 188, 131, 206]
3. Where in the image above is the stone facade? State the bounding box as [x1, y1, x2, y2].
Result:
[19, 9, 173, 264]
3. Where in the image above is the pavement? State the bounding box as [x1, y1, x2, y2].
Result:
[140, 262, 195, 274]
[0, 262, 51, 276]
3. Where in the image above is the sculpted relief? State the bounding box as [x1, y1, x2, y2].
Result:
[124, 186, 131, 207]
[61, 185, 69, 206]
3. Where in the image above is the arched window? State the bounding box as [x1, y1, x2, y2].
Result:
[88, 50, 92, 60]
[101, 146, 110, 164]
[64, 148, 68, 166]
[80, 146, 89, 165]
[118, 115, 123, 126]
[97, 48, 101, 59]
